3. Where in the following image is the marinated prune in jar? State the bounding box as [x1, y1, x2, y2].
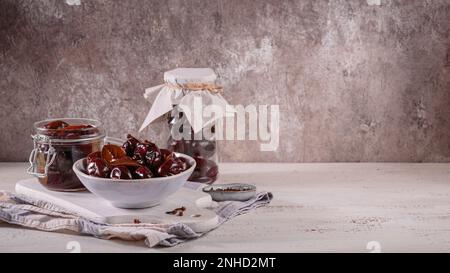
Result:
[166, 110, 219, 184]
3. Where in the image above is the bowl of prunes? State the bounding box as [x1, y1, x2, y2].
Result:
[73, 134, 196, 208]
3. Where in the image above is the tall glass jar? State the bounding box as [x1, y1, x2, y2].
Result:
[141, 68, 230, 184]
[28, 118, 105, 191]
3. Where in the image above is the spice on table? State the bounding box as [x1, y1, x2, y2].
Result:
[166, 206, 186, 216]
[217, 187, 250, 192]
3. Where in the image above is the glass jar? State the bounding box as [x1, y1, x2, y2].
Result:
[27, 118, 105, 191]
[141, 68, 229, 184]
[166, 106, 219, 184]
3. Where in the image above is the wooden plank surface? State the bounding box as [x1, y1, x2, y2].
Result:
[1, 162, 450, 253]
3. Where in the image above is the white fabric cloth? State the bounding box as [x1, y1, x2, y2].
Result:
[139, 68, 234, 133]
[140, 84, 234, 133]
[0, 190, 272, 248]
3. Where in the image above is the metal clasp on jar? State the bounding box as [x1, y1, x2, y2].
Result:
[27, 134, 57, 178]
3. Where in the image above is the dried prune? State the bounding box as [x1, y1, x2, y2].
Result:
[53, 124, 98, 139]
[83, 134, 190, 180]
[160, 149, 174, 161]
[189, 157, 218, 184]
[134, 141, 162, 170]
[109, 156, 142, 167]
[131, 154, 146, 166]
[102, 144, 127, 164]
[191, 140, 216, 158]
[157, 157, 185, 177]
[87, 158, 110, 178]
[134, 142, 147, 158]
[123, 134, 141, 157]
[167, 138, 217, 183]
[167, 139, 185, 154]
[44, 120, 69, 130]
[177, 157, 189, 170]
[62, 125, 92, 131]
[133, 166, 153, 179]
[86, 151, 102, 164]
[110, 166, 132, 179]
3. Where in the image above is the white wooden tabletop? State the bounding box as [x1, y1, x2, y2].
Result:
[1, 162, 450, 253]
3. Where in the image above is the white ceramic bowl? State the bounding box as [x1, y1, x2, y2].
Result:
[73, 153, 196, 209]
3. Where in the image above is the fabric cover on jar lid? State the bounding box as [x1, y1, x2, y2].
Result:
[140, 68, 234, 133]
[164, 68, 217, 84]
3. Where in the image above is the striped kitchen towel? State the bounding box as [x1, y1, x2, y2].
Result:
[0, 190, 272, 247]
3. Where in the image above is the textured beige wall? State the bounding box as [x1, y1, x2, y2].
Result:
[1, 0, 450, 162]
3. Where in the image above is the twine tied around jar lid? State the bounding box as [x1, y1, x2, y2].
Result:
[163, 82, 223, 94]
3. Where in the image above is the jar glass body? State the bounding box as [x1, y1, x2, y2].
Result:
[166, 106, 218, 184]
[29, 118, 105, 191]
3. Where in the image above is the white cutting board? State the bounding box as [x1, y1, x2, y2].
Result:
[15, 178, 219, 233]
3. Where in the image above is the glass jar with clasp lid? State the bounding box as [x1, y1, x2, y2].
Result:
[27, 118, 106, 191]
